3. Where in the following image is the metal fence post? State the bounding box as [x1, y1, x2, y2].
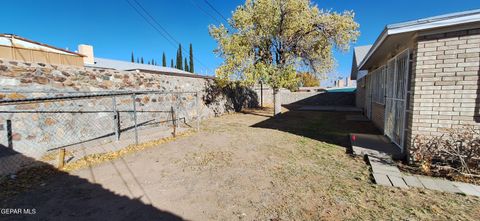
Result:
[260, 81, 263, 108]
[132, 93, 139, 145]
[195, 92, 200, 131]
[112, 96, 120, 141]
[171, 106, 176, 137]
[6, 119, 12, 148]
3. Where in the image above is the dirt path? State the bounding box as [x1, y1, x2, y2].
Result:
[2, 108, 480, 220]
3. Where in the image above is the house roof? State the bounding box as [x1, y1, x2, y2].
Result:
[0, 34, 85, 57]
[358, 8, 480, 70]
[87, 58, 214, 79]
[350, 45, 372, 80]
[88, 58, 191, 74]
[354, 45, 372, 65]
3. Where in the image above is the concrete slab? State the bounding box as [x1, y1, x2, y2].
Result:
[435, 179, 462, 194]
[402, 176, 424, 188]
[368, 155, 396, 166]
[418, 177, 443, 191]
[369, 163, 402, 176]
[372, 173, 392, 186]
[453, 182, 480, 197]
[298, 105, 362, 112]
[388, 175, 409, 189]
[350, 133, 404, 160]
[471, 184, 480, 193]
[346, 115, 370, 122]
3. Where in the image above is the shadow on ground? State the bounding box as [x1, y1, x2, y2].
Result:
[251, 107, 380, 148]
[0, 148, 184, 221]
[250, 91, 380, 149]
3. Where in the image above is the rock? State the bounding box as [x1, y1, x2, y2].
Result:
[20, 78, 33, 83]
[12, 133, 21, 141]
[0, 65, 8, 72]
[53, 76, 66, 82]
[44, 118, 56, 126]
[33, 76, 49, 84]
[7, 93, 27, 100]
[51, 70, 63, 77]
[15, 103, 39, 110]
[99, 80, 112, 89]
[64, 80, 74, 86]
[33, 68, 43, 76]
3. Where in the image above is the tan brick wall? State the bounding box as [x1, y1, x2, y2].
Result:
[372, 102, 385, 131]
[407, 28, 480, 152]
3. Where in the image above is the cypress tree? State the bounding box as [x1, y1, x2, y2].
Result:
[148, 61, 151, 65]
[170, 59, 174, 68]
[136, 58, 139, 63]
[184, 58, 188, 72]
[176, 44, 183, 70]
[141, 57, 144, 64]
[131, 51, 135, 63]
[189, 44, 194, 73]
[162, 52, 167, 67]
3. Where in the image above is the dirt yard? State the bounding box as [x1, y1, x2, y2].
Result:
[1, 108, 479, 220]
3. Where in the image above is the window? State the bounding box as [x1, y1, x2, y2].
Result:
[371, 66, 386, 104]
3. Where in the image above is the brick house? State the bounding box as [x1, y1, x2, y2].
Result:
[351, 9, 480, 157]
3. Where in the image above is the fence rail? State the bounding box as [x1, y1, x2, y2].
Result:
[0, 90, 201, 176]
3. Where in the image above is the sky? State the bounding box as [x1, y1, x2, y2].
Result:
[1, 0, 479, 83]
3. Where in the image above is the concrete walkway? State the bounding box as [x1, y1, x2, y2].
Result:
[298, 105, 362, 112]
[350, 133, 480, 197]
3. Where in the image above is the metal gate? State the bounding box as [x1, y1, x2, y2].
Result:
[384, 50, 409, 150]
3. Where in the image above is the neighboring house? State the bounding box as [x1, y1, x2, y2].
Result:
[351, 45, 371, 110]
[0, 34, 85, 66]
[80, 45, 206, 78]
[0, 35, 198, 77]
[351, 9, 480, 157]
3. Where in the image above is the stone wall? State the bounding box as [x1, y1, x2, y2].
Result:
[406, 28, 480, 151]
[0, 59, 236, 159]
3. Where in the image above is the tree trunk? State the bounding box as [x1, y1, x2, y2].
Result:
[273, 88, 281, 116]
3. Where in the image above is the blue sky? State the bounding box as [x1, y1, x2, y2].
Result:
[1, 0, 479, 82]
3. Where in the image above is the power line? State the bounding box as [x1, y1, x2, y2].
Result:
[125, 0, 176, 48]
[125, 0, 210, 72]
[189, 0, 223, 25]
[203, 0, 229, 24]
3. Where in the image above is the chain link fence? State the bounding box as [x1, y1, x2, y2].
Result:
[0, 90, 200, 176]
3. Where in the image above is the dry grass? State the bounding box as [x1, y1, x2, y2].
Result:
[2, 107, 479, 220]
[61, 130, 195, 171]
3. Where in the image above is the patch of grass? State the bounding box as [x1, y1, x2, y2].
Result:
[62, 130, 195, 172]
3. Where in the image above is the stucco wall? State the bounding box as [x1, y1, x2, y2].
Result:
[253, 87, 323, 106]
[356, 78, 366, 110]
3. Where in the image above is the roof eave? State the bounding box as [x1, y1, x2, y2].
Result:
[357, 28, 388, 70]
[358, 10, 480, 70]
